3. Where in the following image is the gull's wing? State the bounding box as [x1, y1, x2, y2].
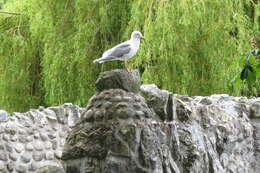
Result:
[102, 42, 131, 59]
[93, 41, 132, 63]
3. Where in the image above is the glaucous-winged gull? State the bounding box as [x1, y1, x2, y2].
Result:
[93, 31, 144, 70]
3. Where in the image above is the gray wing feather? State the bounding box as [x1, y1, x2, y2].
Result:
[108, 43, 131, 58]
[93, 43, 131, 63]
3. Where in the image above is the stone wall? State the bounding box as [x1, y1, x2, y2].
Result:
[1, 69, 260, 173]
[0, 103, 84, 173]
[61, 69, 260, 173]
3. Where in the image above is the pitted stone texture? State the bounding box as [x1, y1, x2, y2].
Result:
[35, 165, 65, 173]
[82, 89, 153, 123]
[62, 89, 154, 160]
[0, 104, 83, 173]
[95, 69, 141, 93]
[62, 83, 259, 173]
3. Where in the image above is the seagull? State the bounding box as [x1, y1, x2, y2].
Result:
[93, 31, 145, 71]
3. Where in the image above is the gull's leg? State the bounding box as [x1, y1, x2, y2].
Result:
[101, 63, 104, 72]
[125, 60, 131, 73]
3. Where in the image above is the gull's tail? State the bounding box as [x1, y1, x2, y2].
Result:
[93, 57, 105, 63]
[93, 56, 117, 63]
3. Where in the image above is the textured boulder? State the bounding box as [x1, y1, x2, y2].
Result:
[61, 69, 260, 173]
[62, 89, 154, 161]
[250, 101, 260, 118]
[140, 84, 172, 121]
[95, 69, 141, 93]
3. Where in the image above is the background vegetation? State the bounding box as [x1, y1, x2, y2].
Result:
[0, 0, 259, 112]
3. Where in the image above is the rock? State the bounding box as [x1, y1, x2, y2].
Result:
[40, 132, 48, 141]
[14, 143, 24, 153]
[26, 136, 33, 142]
[61, 71, 258, 173]
[59, 131, 67, 138]
[0, 161, 5, 170]
[55, 150, 62, 159]
[199, 97, 213, 105]
[49, 106, 66, 124]
[34, 140, 44, 151]
[48, 133, 56, 139]
[7, 162, 14, 172]
[9, 153, 17, 161]
[33, 151, 44, 161]
[0, 69, 260, 173]
[140, 84, 171, 120]
[65, 105, 80, 127]
[2, 134, 9, 141]
[251, 119, 260, 172]
[45, 151, 54, 160]
[28, 162, 38, 171]
[175, 98, 192, 122]
[25, 143, 34, 151]
[0, 103, 83, 173]
[95, 69, 141, 93]
[5, 143, 13, 152]
[45, 141, 52, 150]
[0, 144, 4, 150]
[18, 135, 26, 143]
[35, 165, 65, 173]
[51, 140, 58, 150]
[18, 129, 27, 135]
[15, 164, 27, 173]
[44, 109, 57, 121]
[14, 112, 32, 127]
[0, 153, 8, 161]
[0, 110, 8, 122]
[21, 152, 31, 163]
[250, 101, 260, 118]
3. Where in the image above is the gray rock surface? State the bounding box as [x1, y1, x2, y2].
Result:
[0, 104, 84, 173]
[61, 69, 260, 173]
[1, 69, 260, 173]
[95, 69, 141, 93]
[34, 165, 65, 173]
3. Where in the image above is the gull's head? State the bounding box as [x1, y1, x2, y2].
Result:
[131, 31, 145, 40]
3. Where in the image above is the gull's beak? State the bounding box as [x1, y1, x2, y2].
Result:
[141, 36, 145, 40]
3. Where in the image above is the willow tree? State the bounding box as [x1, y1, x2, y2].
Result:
[0, 0, 257, 112]
[126, 0, 256, 96]
[0, 0, 131, 112]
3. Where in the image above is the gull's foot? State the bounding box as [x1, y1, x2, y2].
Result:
[126, 68, 132, 73]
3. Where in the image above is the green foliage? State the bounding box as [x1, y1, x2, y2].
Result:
[0, 0, 131, 112]
[127, 0, 256, 96]
[231, 48, 260, 96]
[0, 0, 258, 112]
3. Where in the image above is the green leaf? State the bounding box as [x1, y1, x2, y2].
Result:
[248, 55, 255, 65]
[246, 67, 256, 86]
[231, 74, 241, 89]
[240, 66, 249, 80]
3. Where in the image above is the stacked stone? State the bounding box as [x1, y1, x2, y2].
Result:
[61, 69, 260, 173]
[0, 103, 84, 173]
